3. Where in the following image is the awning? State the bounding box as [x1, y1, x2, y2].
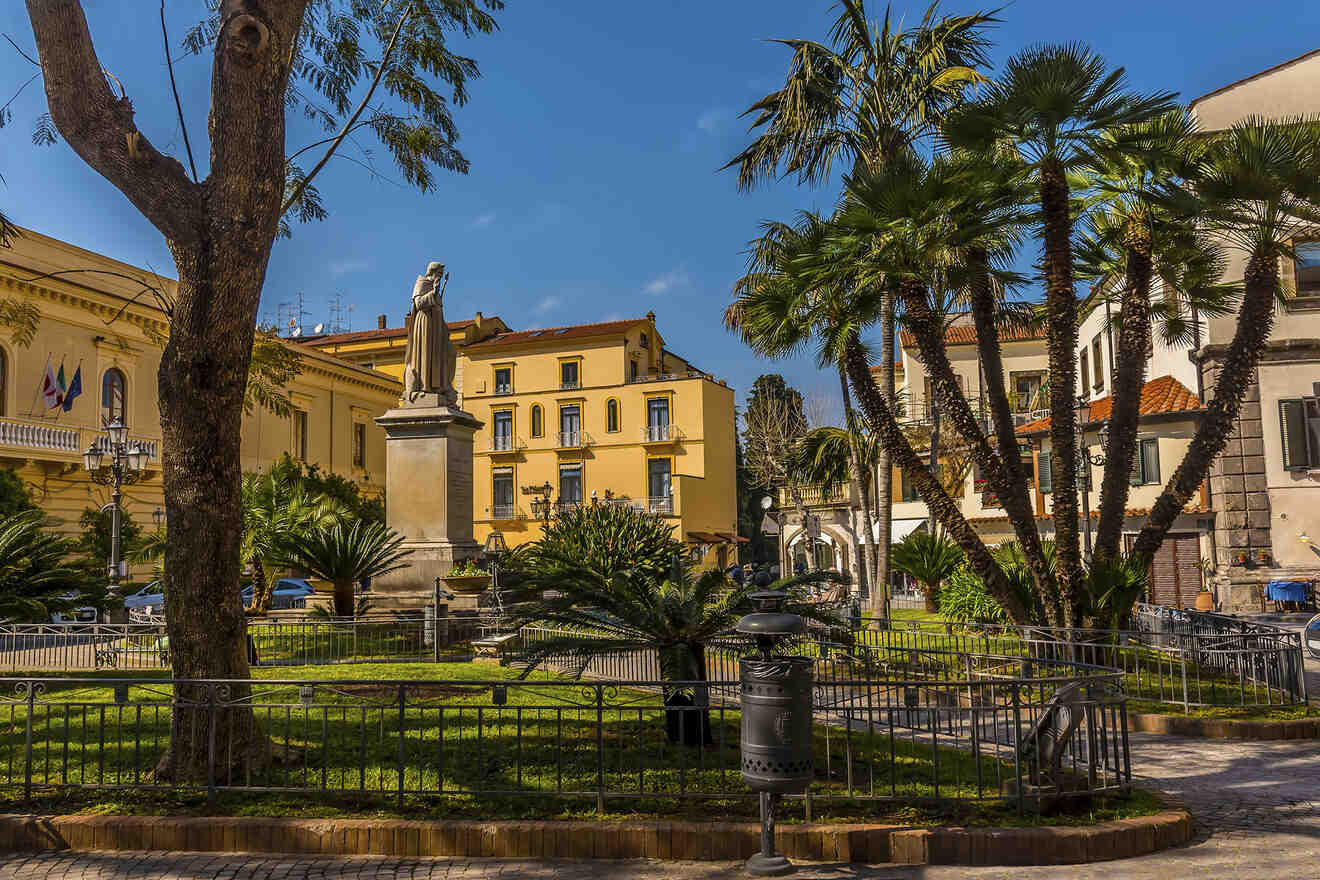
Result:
[714, 531, 748, 544]
[686, 531, 723, 544]
[876, 518, 927, 544]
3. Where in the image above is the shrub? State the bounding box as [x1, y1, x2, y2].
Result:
[526, 503, 684, 582]
[890, 532, 964, 612]
[938, 568, 1010, 625]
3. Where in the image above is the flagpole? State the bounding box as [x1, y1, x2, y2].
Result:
[28, 353, 50, 418]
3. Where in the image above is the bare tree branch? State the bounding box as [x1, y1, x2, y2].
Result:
[161, 0, 198, 183]
[2, 33, 39, 67]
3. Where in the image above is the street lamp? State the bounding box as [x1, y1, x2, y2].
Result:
[523, 481, 554, 523]
[759, 494, 786, 577]
[1074, 397, 1108, 559]
[83, 420, 153, 612]
[483, 529, 509, 625]
[153, 507, 165, 530]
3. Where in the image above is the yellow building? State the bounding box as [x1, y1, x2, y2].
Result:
[309, 312, 740, 562]
[0, 227, 398, 546]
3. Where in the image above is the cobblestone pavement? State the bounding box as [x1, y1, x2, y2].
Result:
[3, 732, 1319, 878]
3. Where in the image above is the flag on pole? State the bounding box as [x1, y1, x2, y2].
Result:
[62, 365, 82, 412]
[40, 359, 61, 409]
[56, 362, 67, 404]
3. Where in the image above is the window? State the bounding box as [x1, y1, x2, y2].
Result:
[1038, 452, 1054, 494]
[1295, 241, 1320, 300]
[530, 404, 543, 438]
[899, 470, 920, 502]
[1091, 336, 1104, 389]
[646, 397, 670, 441]
[494, 367, 512, 395]
[606, 399, 619, 433]
[101, 368, 126, 425]
[1130, 438, 1161, 485]
[560, 360, 579, 390]
[1280, 397, 1320, 470]
[559, 404, 581, 446]
[630, 360, 639, 381]
[293, 409, 308, 460]
[1011, 373, 1043, 413]
[1078, 349, 1089, 394]
[352, 422, 366, 468]
[559, 463, 583, 508]
[640, 332, 649, 349]
[492, 409, 513, 451]
[647, 458, 672, 513]
[492, 468, 514, 519]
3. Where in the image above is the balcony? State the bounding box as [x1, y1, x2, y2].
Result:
[559, 380, 581, 391]
[490, 504, 525, 521]
[625, 370, 713, 385]
[486, 435, 525, 454]
[641, 423, 683, 444]
[777, 484, 848, 509]
[0, 417, 160, 466]
[647, 494, 674, 515]
[556, 430, 592, 450]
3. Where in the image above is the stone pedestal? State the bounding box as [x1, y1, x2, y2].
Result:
[372, 399, 484, 606]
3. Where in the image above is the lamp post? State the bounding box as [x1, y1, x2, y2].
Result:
[759, 495, 785, 577]
[152, 507, 165, 530]
[1074, 397, 1108, 560]
[523, 481, 554, 524]
[483, 529, 508, 626]
[83, 420, 153, 615]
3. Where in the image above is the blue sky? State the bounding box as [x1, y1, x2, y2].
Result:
[2, 1, 1318, 414]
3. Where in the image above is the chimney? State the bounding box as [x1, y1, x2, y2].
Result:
[377, 314, 387, 330]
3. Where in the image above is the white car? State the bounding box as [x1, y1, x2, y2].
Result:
[50, 592, 98, 624]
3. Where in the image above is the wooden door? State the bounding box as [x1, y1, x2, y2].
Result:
[1128, 532, 1202, 608]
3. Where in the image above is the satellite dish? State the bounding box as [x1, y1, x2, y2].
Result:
[287, 318, 297, 328]
[291, 327, 303, 338]
[313, 323, 325, 334]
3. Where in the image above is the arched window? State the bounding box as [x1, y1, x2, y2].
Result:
[606, 398, 619, 433]
[101, 368, 127, 425]
[530, 404, 543, 438]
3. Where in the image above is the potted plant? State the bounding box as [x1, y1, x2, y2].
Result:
[1255, 548, 1272, 566]
[1233, 550, 1250, 566]
[441, 558, 492, 594]
[1194, 558, 1215, 611]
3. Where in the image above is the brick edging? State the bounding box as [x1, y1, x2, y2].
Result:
[0, 809, 1193, 866]
[1128, 712, 1320, 739]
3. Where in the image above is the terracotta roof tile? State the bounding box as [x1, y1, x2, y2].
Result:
[900, 324, 1047, 349]
[463, 317, 648, 351]
[1016, 375, 1204, 435]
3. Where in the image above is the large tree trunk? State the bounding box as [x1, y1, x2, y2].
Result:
[1094, 221, 1154, 560]
[1038, 158, 1084, 626]
[872, 292, 895, 621]
[966, 250, 1060, 623]
[27, 0, 310, 782]
[1131, 248, 1279, 563]
[843, 336, 1029, 623]
[838, 369, 875, 602]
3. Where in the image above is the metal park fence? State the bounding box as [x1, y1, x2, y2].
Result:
[0, 666, 1129, 812]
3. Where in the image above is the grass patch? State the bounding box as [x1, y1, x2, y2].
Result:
[1125, 699, 1318, 721]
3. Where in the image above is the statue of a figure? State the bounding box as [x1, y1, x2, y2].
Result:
[403, 261, 458, 404]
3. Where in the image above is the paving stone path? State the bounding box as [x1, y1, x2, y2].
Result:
[3, 730, 1318, 877]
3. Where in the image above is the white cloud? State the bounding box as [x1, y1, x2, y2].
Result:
[470, 211, 496, 229]
[328, 258, 369, 277]
[534, 295, 561, 315]
[696, 107, 730, 134]
[644, 268, 689, 295]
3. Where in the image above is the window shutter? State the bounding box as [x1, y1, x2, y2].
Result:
[1143, 439, 1160, 484]
[1037, 452, 1053, 494]
[1281, 399, 1309, 470]
[1130, 440, 1145, 486]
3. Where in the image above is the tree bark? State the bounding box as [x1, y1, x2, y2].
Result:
[843, 337, 1029, 623]
[838, 369, 876, 603]
[1131, 248, 1279, 564]
[872, 292, 895, 621]
[333, 579, 355, 617]
[1094, 221, 1154, 560]
[1038, 158, 1084, 626]
[27, 0, 310, 782]
[966, 251, 1061, 624]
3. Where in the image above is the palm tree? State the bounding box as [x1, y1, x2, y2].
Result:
[0, 511, 93, 622]
[279, 520, 412, 617]
[942, 44, 1176, 624]
[241, 471, 343, 615]
[889, 532, 963, 613]
[726, 0, 997, 621]
[1132, 116, 1320, 563]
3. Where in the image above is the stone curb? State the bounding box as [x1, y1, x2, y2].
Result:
[1128, 712, 1320, 740]
[0, 809, 1194, 866]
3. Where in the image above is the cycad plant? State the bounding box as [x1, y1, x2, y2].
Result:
[279, 520, 412, 617]
[241, 470, 343, 614]
[523, 502, 684, 582]
[0, 511, 95, 622]
[889, 531, 964, 612]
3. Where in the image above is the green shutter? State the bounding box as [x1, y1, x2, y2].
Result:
[1130, 440, 1144, 486]
[1038, 452, 1053, 494]
[1143, 439, 1160, 484]
[1281, 399, 1309, 470]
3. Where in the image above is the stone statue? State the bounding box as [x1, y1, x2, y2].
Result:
[402, 261, 458, 405]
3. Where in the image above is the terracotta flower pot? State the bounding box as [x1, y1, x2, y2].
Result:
[441, 574, 492, 595]
[1195, 590, 1215, 612]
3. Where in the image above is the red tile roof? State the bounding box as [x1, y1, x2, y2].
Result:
[302, 321, 476, 346]
[1016, 375, 1204, 435]
[968, 503, 1213, 525]
[463, 317, 647, 351]
[900, 324, 1047, 349]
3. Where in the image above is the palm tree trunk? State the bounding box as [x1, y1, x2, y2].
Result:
[333, 580, 354, 617]
[873, 291, 896, 621]
[838, 368, 876, 603]
[842, 336, 1029, 623]
[1132, 248, 1279, 564]
[967, 249, 1060, 624]
[247, 558, 280, 616]
[1039, 157, 1084, 626]
[1095, 222, 1153, 560]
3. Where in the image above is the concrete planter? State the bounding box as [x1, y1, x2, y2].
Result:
[441, 574, 491, 595]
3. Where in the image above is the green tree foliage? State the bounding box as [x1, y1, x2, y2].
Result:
[75, 505, 141, 578]
[889, 532, 964, 612]
[241, 469, 343, 614]
[520, 503, 685, 583]
[0, 512, 97, 622]
[0, 468, 37, 519]
[279, 520, 411, 617]
[938, 568, 1010, 625]
[245, 328, 304, 418]
[268, 453, 385, 524]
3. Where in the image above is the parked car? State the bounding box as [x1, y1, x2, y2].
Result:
[123, 581, 165, 615]
[241, 577, 315, 610]
[50, 591, 98, 624]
